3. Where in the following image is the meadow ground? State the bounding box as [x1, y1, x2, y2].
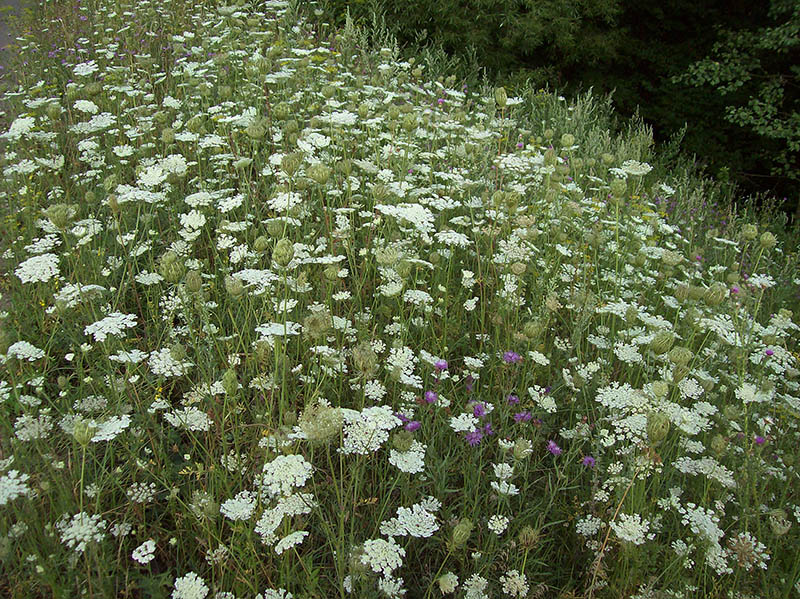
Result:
[0, 1, 799, 598]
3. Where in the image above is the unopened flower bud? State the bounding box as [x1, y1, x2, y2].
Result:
[159, 251, 184, 283]
[73, 420, 96, 447]
[299, 400, 343, 443]
[704, 282, 727, 307]
[646, 412, 670, 446]
[651, 380, 669, 399]
[392, 430, 414, 452]
[222, 368, 238, 396]
[769, 509, 791, 536]
[517, 525, 539, 549]
[185, 270, 203, 293]
[560, 133, 575, 147]
[437, 572, 458, 595]
[759, 231, 776, 250]
[273, 102, 290, 120]
[303, 310, 332, 342]
[450, 519, 473, 549]
[740, 224, 758, 241]
[245, 121, 266, 139]
[494, 87, 507, 108]
[352, 340, 378, 378]
[45, 204, 74, 230]
[307, 163, 331, 185]
[610, 178, 627, 198]
[253, 235, 270, 253]
[650, 330, 675, 355]
[225, 275, 245, 299]
[668, 346, 693, 367]
[272, 238, 295, 267]
[513, 438, 533, 460]
[710, 434, 727, 456]
[169, 342, 187, 362]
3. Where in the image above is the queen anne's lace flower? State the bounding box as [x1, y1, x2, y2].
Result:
[0, 470, 31, 505]
[360, 537, 406, 576]
[172, 571, 209, 599]
[15, 253, 60, 283]
[132, 539, 156, 564]
[259, 455, 313, 498]
[57, 512, 107, 553]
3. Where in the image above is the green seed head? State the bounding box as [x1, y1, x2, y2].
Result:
[650, 331, 675, 355]
[272, 238, 295, 267]
[646, 411, 670, 446]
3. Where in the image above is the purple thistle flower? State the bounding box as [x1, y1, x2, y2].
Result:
[472, 402, 487, 418]
[465, 429, 483, 446]
[547, 440, 562, 456]
[513, 411, 532, 423]
[506, 394, 519, 405]
[582, 455, 596, 468]
[424, 390, 438, 404]
[503, 351, 522, 364]
[434, 360, 448, 371]
[404, 420, 421, 432]
[755, 435, 766, 445]
[482, 422, 494, 436]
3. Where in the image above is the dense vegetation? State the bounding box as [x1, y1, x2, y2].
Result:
[315, 0, 800, 217]
[0, 0, 798, 598]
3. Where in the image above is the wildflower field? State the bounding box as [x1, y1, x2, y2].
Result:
[1, 1, 799, 598]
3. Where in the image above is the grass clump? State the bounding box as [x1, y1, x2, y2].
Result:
[0, 1, 798, 598]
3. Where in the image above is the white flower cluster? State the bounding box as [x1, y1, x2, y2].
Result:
[388, 440, 426, 474]
[163, 407, 212, 432]
[258, 454, 313, 498]
[84, 312, 137, 342]
[490, 461, 519, 496]
[221, 490, 257, 521]
[386, 346, 422, 388]
[610, 513, 654, 545]
[91, 414, 131, 442]
[57, 512, 107, 553]
[380, 502, 439, 538]
[15, 253, 60, 283]
[360, 537, 406, 577]
[4, 340, 45, 361]
[499, 569, 529, 598]
[149, 348, 193, 377]
[0, 470, 31, 505]
[132, 539, 156, 565]
[339, 406, 401, 455]
[172, 571, 209, 599]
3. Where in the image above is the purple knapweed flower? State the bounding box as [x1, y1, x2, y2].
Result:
[404, 420, 421, 432]
[547, 440, 562, 456]
[472, 402, 487, 418]
[582, 455, 596, 468]
[503, 351, 522, 364]
[465, 429, 483, 446]
[507, 394, 519, 405]
[513, 411, 532, 423]
[434, 360, 448, 371]
[424, 390, 438, 404]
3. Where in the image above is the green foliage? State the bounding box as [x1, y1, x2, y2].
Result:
[676, 0, 800, 207]
[319, 0, 624, 83]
